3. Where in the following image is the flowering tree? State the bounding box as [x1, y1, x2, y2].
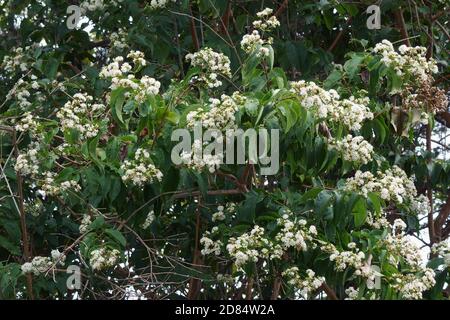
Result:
[0, 0, 449, 300]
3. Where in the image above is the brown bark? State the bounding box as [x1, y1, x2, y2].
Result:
[11, 128, 34, 299]
[434, 192, 450, 240]
[270, 276, 282, 300]
[275, 0, 289, 17]
[187, 204, 203, 299]
[320, 283, 338, 300]
[189, 1, 200, 51]
[394, 9, 411, 46]
[426, 124, 436, 244]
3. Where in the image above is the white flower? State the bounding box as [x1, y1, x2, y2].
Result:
[185, 47, 231, 88]
[121, 148, 163, 186]
[344, 166, 418, 211]
[14, 142, 41, 176]
[253, 9, 280, 32]
[290, 81, 373, 131]
[345, 287, 359, 300]
[80, 214, 92, 233]
[51, 249, 66, 265]
[282, 267, 325, 299]
[149, 0, 175, 9]
[142, 210, 155, 229]
[21, 256, 54, 275]
[56, 92, 105, 141]
[329, 135, 374, 165]
[373, 40, 437, 86]
[90, 248, 121, 271]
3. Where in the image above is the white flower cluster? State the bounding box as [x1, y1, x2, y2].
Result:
[79, 214, 92, 233]
[180, 139, 223, 173]
[366, 212, 390, 229]
[241, 31, 269, 57]
[223, 209, 317, 268]
[51, 249, 66, 264]
[290, 80, 340, 117]
[391, 269, 436, 300]
[432, 241, 450, 266]
[149, 0, 175, 9]
[39, 171, 81, 197]
[141, 210, 155, 229]
[211, 203, 236, 222]
[185, 48, 231, 88]
[200, 227, 223, 256]
[2, 47, 29, 73]
[80, 0, 124, 11]
[6, 76, 44, 110]
[274, 211, 317, 256]
[21, 250, 66, 275]
[80, 0, 105, 11]
[373, 221, 436, 299]
[100, 54, 160, 103]
[90, 247, 121, 271]
[373, 40, 438, 83]
[200, 204, 236, 255]
[282, 267, 324, 298]
[15, 112, 38, 133]
[127, 50, 147, 67]
[110, 29, 128, 51]
[337, 96, 373, 131]
[252, 8, 280, 32]
[329, 135, 374, 165]
[409, 194, 431, 215]
[212, 205, 226, 222]
[344, 166, 418, 206]
[187, 92, 243, 130]
[120, 148, 163, 186]
[382, 227, 424, 270]
[56, 93, 105, 140]
[290, 81, 373, 130]
[345, 287, 360, 300]
[226, 225, 269, 268]
[240, 9, 278, 57]
[14, 142, 40, 176]
[321, 242, 377, 289]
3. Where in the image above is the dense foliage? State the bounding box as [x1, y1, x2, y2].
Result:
[0, 0, 449, 300]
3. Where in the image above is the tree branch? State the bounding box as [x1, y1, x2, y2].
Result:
[327, 18, 352, 52]
[275, 0, 289, 17]
[11, 129, 34, 299]
[394, 9, 411, 46]
[320, 283, 338, 300]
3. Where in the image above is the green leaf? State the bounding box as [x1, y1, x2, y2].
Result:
[353, 197, 367, 227]
[88, 216, 106, 231]
[368, 192, 381, 215]
[277, 100, 299, 132]
[324, 69, 343, 89]
[344, 53, 365, 80]
[105, 228, 127, 247]
[110, 88, 127, 127]
[314, 190, 333, 216]
[267, 45, 275, 70]
[0, 235, 20, 255]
